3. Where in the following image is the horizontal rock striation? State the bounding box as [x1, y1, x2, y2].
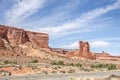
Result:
[0, 25, 49, 48]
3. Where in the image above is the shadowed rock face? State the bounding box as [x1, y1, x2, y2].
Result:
[7, 28, 29, 46]
[0, 37, 5, 49]
[0, 25, 49, 48]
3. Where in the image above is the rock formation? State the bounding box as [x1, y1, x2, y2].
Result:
[0, 24, 119, 60]
[27, 31, 48, 48]
[93, 52, 120, 61]
[78, 41, 94, 59]
[65, 41, 94, 59]
[0, 37, 5, 49]
[0, 25, 49, 48]
[51, 48, 68, 54]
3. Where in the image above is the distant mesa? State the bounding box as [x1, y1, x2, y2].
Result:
[0, 24, 120, 60]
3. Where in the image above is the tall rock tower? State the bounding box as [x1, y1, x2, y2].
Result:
[79, 41, 94, 59]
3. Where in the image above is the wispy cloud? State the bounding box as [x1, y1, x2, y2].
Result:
[89, 37, 120, 41]
[61, 40, 110, 49]
[40, 0, 120, 36]
[61, 41, 79, 49]
[5, 0, 47, 25]
[90, 41, 110, 48]
[26, 0, 81, 28]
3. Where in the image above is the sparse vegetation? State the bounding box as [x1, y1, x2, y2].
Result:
[107, 64, 116, 70]
[69, 63, 82, 67]
[29, 59, 38, 63]
[51, 61, 64, 65]
[3, 60, 17, 64]
[51, 61, 82, 67]
[91, 63, 116, 70]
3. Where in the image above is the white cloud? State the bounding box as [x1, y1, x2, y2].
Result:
[40, 0, 120, 36]
[32, 0, 80, 25]
[5, 0, 47, 25]
[89, 37, 120, 42]
[90, 41, 110, 48]
[61, 40, 110, 49]
[61, 41, 79, 49]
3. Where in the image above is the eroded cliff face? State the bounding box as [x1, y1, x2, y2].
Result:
[7, 28, 29, 46]
[0, 25, 49, 48]
[27, 31, 48, 48]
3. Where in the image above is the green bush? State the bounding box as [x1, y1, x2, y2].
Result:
[58, 61, 64, 65]
[107, 64, 116, 70]
[51, 61, 64, 65]
[74, 63, 82, 67]
[51, 61, 82, 67]
[69, 63, 82, 67]
[51, 61, 57, 65]
[4, 60, 9, 64]
[91, 63, 116, 70]
[69, 63, 74, 66]
[3, 60, 17, 64]
[29, 59, 38, 63]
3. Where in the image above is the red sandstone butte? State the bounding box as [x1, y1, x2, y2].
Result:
[79, 41, 94, 59]
[0, 25, 49, 48]
[65, 41, 94, 59]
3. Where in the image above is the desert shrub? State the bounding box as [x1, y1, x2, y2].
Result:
[51, 61, 64, 65]
[91, 63, 107, 68]
[91, 63, 116, 70]
[51, 61, 82, 67]
[29, 59, 38, 63]
[74, 63, 82, 67]
[57, 61, 64, 65]
[107, 64, 116, 70]
[69, 63, 82, 67]
[69, 63, 74, 66]
[3, 60, 17, 64]
[3, 60, 9, 64]
[51, 61, 57, 65]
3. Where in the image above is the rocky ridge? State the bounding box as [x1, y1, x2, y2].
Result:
[0, 25, 49, 49]
[0, 24, 119, 60]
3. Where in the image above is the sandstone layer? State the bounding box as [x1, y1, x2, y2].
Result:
[0, 25, 49, 48]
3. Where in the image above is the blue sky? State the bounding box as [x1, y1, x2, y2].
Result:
[0, 0, 120, 55]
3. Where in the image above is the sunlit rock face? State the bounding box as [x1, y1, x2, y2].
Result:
[0, 25, 49, 48]
[79, 41, 94, 59]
